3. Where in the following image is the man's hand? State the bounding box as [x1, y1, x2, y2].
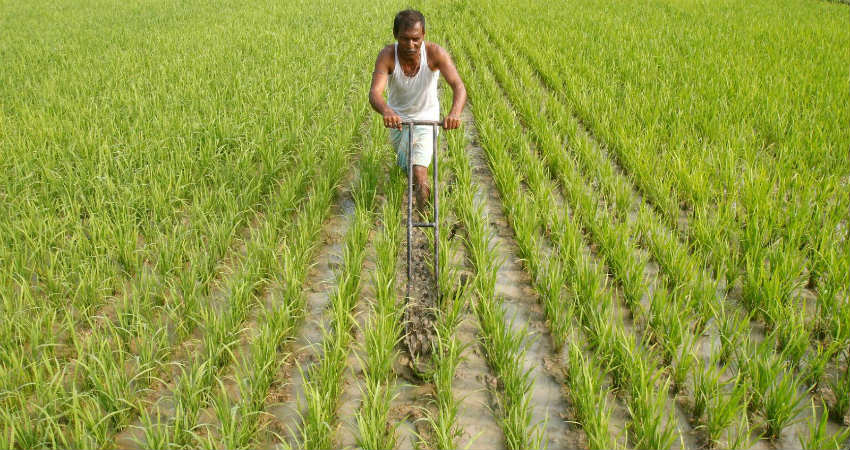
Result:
[443, 114, 461, 130]
[383, 111, 402, 129]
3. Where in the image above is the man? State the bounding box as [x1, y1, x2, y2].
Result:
[369, 9, 466, 213]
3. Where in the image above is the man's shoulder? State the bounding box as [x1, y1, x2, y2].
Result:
[425, 42, 449, 68]
[425, 42, 447, 57]
[375, 44, 395, 70]
[378, 43, 396, 58]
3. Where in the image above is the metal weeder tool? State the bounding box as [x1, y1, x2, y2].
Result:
[403, 119, 443, 302]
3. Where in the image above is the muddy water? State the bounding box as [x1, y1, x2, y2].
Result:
[450, 305, 505, 449]
[266, 190, 357, 448]
[459, 109, 583, 450]
[404, 231, 438, 358]
[335, 248, 376, 448]
[441, 123, 505, 449]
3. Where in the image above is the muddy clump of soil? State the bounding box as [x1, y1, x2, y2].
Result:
[402, 229, 438, 364]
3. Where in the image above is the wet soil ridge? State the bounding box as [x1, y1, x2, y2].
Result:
[274, 121, 384, 450]
[113, 107, 369, 449]
[435, 40, 588, 446]
[345, 153, 405, 449]
[404, 230, 438, 358]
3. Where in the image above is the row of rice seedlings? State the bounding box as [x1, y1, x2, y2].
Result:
[353, 122, 404, 450]
[465, 24, 755, 448]
[0, 23, 360, 447]
[423, 261, 467, 450]
[432, 45, 544, 450]
[453, 31, 680, 449]
[476, 15, 847, 431]
[505, 7, 849, 378]
[192, 117, 377, 449]
[0, 96, 332, 449]
[417, 93, 469, 449]
[488, 27, 832, 444]
[132, 101, 369, 449]
[297, 121, 383, 450]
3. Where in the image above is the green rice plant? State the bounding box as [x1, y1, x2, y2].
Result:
[355, 382, 399, 450]
[647, 287, 695, 389]
[803, 340, 842, 388]
[828, 358, 849, 421]
[599, 331, 677, 450]
[207, 377, 261, 450]
[800, 399, 850, 450]
[1, 396, 44, 450]
[565, 343, 615, 450]
[502, 392, 547, 450]
[298, 334, 344, 450]
[761, 366, 807, 440]
[714, 303, 750, 366]
[701, 369, 749, 448]
[427, 315, 466, 449]
[771, 303, 811, 369]
[58, 388, 116, 450]
[738, 338, 778, 414]
[75, 330, 141, 431]
[170, 360, 210, 446]
[537, 259, 571, 351]
[135, 407, 175, 450]
[625, 362, 677, 450]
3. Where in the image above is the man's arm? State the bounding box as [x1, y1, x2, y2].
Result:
[430, 44, 467, 130]
[369, 47, 403, 129]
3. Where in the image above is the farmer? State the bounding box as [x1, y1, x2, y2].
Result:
[369, 9, 467, 214]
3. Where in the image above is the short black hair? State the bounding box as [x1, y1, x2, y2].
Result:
[393, 9, 425, 36]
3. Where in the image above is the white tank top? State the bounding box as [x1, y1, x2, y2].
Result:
[387, 43, 440, 121]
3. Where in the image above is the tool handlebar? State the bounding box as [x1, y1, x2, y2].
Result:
[400, 119, 444, 128]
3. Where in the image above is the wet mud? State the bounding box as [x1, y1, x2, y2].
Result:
[403, 229, 438, 361]
[459, 107, 584, 449]
[267, 187, 357, 448]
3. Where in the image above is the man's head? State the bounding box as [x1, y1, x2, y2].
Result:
[393, 10, 425, 57]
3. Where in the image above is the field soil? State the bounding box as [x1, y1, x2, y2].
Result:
[403, 228, 438, 361]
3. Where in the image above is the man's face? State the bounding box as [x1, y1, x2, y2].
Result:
[395, 22, 424, 57]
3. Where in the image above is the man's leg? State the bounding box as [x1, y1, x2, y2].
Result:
[413, 164, 430, 216]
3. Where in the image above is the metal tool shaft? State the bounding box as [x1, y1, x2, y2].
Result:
[404, 120, 442, 302]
